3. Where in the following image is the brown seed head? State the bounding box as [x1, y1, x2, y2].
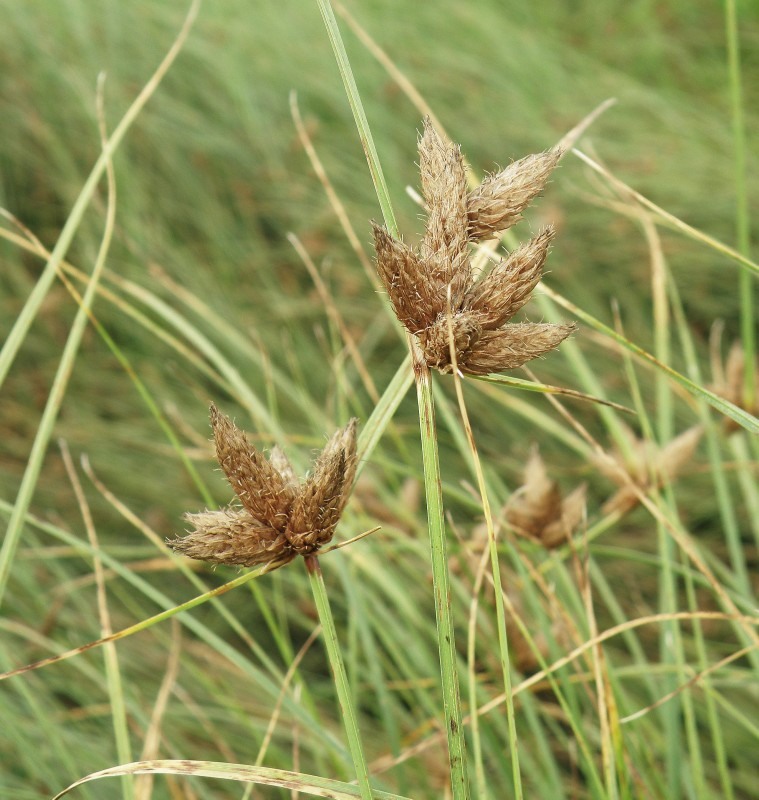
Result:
[372, 119, 573, 375]
[505, 447, 586, 548]
[168, 408, 358, 569]
[595, 424, 702, 515]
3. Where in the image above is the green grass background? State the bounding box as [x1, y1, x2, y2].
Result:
[0, 1, 757, 798]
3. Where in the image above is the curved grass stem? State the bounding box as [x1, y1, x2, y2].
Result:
[446, 299, 521, 799]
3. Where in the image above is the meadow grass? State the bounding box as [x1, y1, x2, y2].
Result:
[0, 1, 757, 798]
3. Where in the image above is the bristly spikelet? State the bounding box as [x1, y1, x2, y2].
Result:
[418, 120, 471, 307]
[210, 404, 295, 531]
[467, 149, 563, 241]
[372, 117, 575, 375]
[286, 420, 358, 554]
[464, 227, 555, 328]
[168, 406, 358, 570]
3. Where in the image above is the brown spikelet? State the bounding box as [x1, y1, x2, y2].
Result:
[467, 148, 562, 240]
[417, 312, 483, 373]
[168, 408, 358, 569]
[505, 447, 586, 548]
[372, 223, 438, 332]
[372, 117, 573, 376]
[418, 118, 471, 305]
[210, 404, 295, 530]
[286, 419, 358, 554]
[268, 446, 298, 489]
[465, 227, 556, 329]
[596, 425, 703, 515]
[542, 484, 587, 548]
[460, 323, 577, 376]
[169, 508, 291, 568]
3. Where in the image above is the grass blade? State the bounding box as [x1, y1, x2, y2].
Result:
[542, 284, 759, 435]
[305, 556, 374, 800]
[724, 0, 755, 408]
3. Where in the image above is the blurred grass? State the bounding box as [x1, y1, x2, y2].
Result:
[1, 0, 756, 518]
[0, 0, 757, 798]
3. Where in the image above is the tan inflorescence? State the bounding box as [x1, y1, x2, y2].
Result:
[372, 117, 576, 375]
[504, 446, 586, 549]
[593, 423, 702, 515]
[168, 404, 358, 569]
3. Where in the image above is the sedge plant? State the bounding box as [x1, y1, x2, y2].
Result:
[1, 2, 758, 799]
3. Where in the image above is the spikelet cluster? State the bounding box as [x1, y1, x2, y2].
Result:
[168, 404, 357, 569]
[505, 447, 586, 548]
[373, 118, 576, 375]
[593, 424, 702, 515]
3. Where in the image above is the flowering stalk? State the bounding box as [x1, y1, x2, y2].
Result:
[304, 555, 373, 800]
[317, 6, 573, 796]
[413, 356, 470, 799]
[170, 406, 374, 797]
[369, 118, 575, 798]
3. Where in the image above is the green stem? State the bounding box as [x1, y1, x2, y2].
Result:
[315, 2, 470, 794]
[724, 0, 755, 408]
[414, 360, 471, 799]
[450, 374, 521, 798]
[304, 555, 374, 800]
[315, 0, 397, 234]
